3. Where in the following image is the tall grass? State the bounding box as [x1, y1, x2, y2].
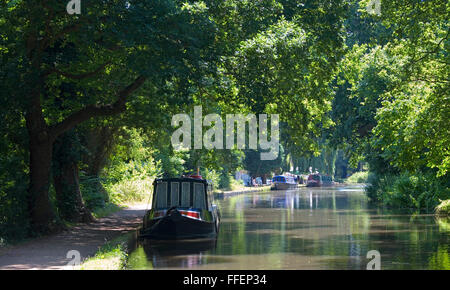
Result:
[75, 233, 132, 270]
[106, 177, 154, 205]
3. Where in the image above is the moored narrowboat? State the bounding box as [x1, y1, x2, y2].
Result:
[140, 176, 220, 240]
[306, 173, 333, 187]
[271, 175, 298, 190]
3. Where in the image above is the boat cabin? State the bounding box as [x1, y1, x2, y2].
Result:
[141, 176, 220, 239]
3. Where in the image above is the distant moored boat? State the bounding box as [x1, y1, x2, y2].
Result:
[271, 175, 298, 190]
[306, 173, 333, 187]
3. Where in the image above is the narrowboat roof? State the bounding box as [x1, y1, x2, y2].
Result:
[153, 177, 210, 184]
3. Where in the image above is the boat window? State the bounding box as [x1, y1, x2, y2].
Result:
[170, 182, 179, 206]
[193, 183, 206, 209]
[155, 182, 168, 209]
[181, 182, 191, 207]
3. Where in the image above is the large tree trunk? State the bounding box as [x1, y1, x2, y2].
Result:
[26, 108, 56, 233]
[25, 75, 146, 233]
[53, 132, 94, 223]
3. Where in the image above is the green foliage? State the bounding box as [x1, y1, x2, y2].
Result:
[0, 110, 29, 243]
[218, 173, 233, 190]
[101, 128, 160, 204]
[106, 178, 154, 205]
[79, 175, 108, 210]
[232, 16, 345, 153]
[436, 200, 450, 217]
[91, 203, 123, 219]
[244, 148, 284, 177]
[77, 233, 132, 270]
[373, 81, 449, 177]
[103, 128, 160, 181]
[346, 171, 371, 183]
[0, 161, 30, 243]
[366, 172, 450, 212]
[155, 147, 188, 179]
[201, 169, 221, 190]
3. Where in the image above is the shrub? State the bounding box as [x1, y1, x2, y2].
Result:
[346, 171, 371, 183]
[106, 177, 154, 205]
[201, 169, 220, 190]
[0, 156, 30, 244]
[79, 175, 108, 210]
[366, 172, 450, 212]
[436, 200, 450, 216]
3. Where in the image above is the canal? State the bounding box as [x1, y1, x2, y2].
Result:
[126, 185, 450, 270]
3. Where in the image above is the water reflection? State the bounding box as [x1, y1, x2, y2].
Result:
[127, 239, 218, 269]
[126, 186, 450, 270]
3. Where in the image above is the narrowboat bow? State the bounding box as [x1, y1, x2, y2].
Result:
[140, 176, 220, 240]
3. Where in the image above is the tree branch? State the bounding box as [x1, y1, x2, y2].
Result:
[50, 62, 111, 80]
[50, 76, 147, 139]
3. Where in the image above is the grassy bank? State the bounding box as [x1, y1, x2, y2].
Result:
[75, 233, 133, 270]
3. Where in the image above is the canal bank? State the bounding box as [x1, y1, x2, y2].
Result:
[214, 185, 272, 198]
[0, 203, 147, 270]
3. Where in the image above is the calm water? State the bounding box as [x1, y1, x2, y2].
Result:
[127, 186, 450, 270]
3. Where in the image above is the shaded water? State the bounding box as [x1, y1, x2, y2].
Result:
[126, 185, 450, 270]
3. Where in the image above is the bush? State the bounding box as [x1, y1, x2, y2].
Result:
[436, 200, 450, 216]
[346, 171, 371, 183]
[201, 169, 221, 190]
[366, 172, 450, 212]
[0, 156, 30, 244]
[106, 177, 154, 204]
[79, 175, 108, 210]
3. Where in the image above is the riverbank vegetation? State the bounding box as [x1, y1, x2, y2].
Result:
[1, 0, 448, 244]
[75, 233, 132, 270]
[436, 200, 450, 217]
[346, 171, 371, 184]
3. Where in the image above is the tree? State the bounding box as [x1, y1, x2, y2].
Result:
[231, 13, 346, 155]
[1, 0, 217, 232]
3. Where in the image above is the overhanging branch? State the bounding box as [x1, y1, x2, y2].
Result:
[51, 62, 111, 80]
[49, 75, 147, 139]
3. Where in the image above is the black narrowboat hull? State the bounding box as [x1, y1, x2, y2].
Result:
[140, 211, 217, 240]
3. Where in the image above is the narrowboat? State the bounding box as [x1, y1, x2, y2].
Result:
[271, 175, 298, 190]
[306, 173, 333, 187]
[140, 176, 220, 240]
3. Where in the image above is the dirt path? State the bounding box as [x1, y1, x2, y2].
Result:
[0, 204, 148, 270]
